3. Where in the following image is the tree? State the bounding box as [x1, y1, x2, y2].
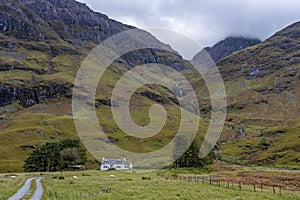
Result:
[173, 136, 215, 168]
[24, 139, 86, 172]
[173, 135, 189, 167]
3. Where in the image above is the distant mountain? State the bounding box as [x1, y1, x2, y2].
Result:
[192, 37, 261, 67]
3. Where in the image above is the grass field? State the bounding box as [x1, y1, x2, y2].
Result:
[0, 173, 27, 199]
[2, 169, 300, 200]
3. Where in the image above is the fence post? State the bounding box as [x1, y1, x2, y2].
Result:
[279, 186, 281, 196]
[253, 185, 256, 192]
[227, 181, 229, 188]
[273, 186, 275, 194]
[260, 183, 263, 192]
[209, 176, 212, 185]
[239, 182, 241, 191]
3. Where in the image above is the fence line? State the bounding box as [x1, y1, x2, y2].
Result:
[157, 173, 282, 196]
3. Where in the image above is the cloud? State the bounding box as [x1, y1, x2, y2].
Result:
[78, 0, 300, 58]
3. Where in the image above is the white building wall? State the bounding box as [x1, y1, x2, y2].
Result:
[100, 158, 133, 171]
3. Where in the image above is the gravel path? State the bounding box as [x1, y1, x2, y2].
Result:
[8, 177, 44, 200]
[30, 178, 44, 200]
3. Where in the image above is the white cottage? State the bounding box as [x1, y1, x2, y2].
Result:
[100, 157, 133, 171]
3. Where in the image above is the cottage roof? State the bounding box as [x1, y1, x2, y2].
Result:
[101, 158, 131, 165]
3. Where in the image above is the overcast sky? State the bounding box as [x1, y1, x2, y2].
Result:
[77, 0, 300, 59]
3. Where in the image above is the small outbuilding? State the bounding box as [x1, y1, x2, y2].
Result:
[69, 165, 87, 170]
[100, 157, 133, 171]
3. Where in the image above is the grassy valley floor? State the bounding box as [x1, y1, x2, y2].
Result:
[1, 169, 300, 200]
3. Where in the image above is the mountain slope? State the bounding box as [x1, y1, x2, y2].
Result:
[0, 0, 201, 172]
[0, 0, 192, 107]
[215, 22, 300, 168]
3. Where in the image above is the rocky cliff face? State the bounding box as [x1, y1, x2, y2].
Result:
[193, 37, 261, 66]
[0, 0, 132, 44]
[0, 82, 72, 107]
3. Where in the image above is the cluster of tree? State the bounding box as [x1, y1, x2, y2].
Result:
[24, 139, 87, 172]
[173, 135, 215, 168]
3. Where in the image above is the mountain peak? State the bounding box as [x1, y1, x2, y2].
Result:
[192, 36, 261, 66]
